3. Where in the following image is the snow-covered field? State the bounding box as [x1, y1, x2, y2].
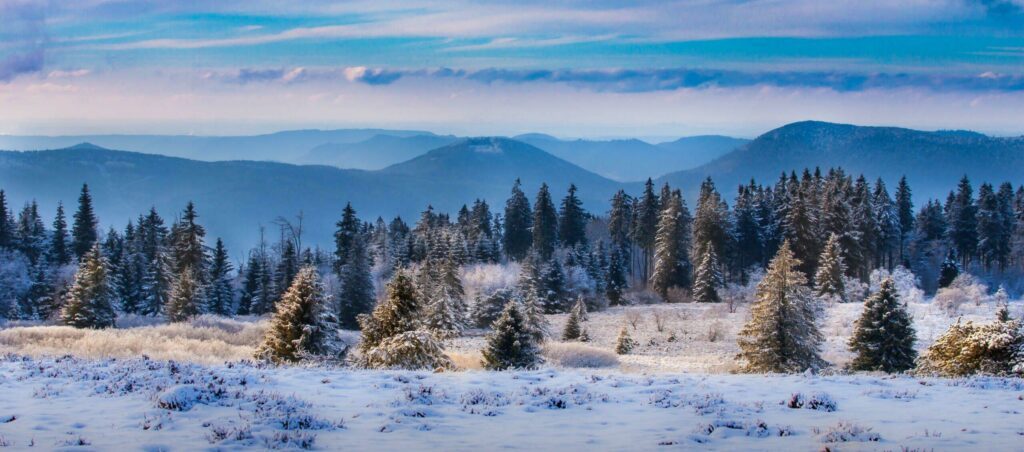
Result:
[0, 301, 1022, 450]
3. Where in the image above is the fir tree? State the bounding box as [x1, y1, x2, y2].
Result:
[558, 184, 588, 247]
[168, 201, 208, 283]
[425, 258, 468, 339]
[895, 176, 914, 263]
[481, 300, 540, 370]
[531, 183, 559, 259]
[49, 202, 71, 266]
[948, 176, 978, 266]
[503, 178, 534, 261]
[692, 246, 723, 303]
[633, 178, 661, 284]
[61, 243, 116, 329]
[470, 287, 514, 328]
[333, 203, 361, 276]
[207, 238, 235, 316]
[538, 256, 567, 313]
[561, 309, 582, 340]
[15, 201, 47, 264]
[274, 238, 299, 299]
[337, 236, 375, 329]
[357, 271, 420, 355]
[141, 248, 173, 315]
[783, 191, 818, 277]
[165, 265, 203, 322]
[938, 250, 960, 289]
[614, 327, 637, 355]
[605, 245, 628, 305]
[848, 277, 917, 372]
[255, 266, 345, 363]
[0, 190, 13, 250]
[814, 233, 847, 301]
[607, 190, 633, 258]
[651, 190, 689, 300]
[237, 251, 264, 315]
[520, 292, 549, 344]
[737, 241, 825, 373]
[71, 184, 99, 260]
[691, 178, 730, 263]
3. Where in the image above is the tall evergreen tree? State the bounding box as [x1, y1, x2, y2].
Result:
[425, 258, 468, 339]
[558, 183, 588, 247]
[255, 266, 344, 363]
[691, 178, 730, 261]
[333, 202, 361, 274]
[61, 243, 116, 329]
[732, 183, 763, 276]
[737, 241, 824, 372]
[207, 238, 235, 316]
[783, 191, 818, 277]
[0, 190, 13, 250]
[481, 300, 540, 370]
[608, 190, 633, 257]
[168, 202, 208, 283]
[651, 190, 690, 300]
[503, 179, 533, 261]
[337, 235, 376, 329]
[938, 250, 960, 288]
[948, 176, 978, 267]
[633, 178, 660, 283]
[15, 201, 47, 264]
[814, 233, 847, 301]
[531, 183, 559, 259]
[692, 246, 723, 303]
[49, 202, 71, 266]
[895, 176, 914, 263]
[71, 184, 99, 260]
[848, 277, 917, 372]
[237, 251, 265, 315]
[358, 271, 420, 355]
[165, 265, 203, 322]
[605, 245, 628, 305]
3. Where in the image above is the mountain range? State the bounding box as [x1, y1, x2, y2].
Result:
[1, 121, 1021, 255]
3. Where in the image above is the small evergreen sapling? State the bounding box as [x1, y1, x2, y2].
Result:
[814, 233, 847, 302]
[255, 266, 345, 363]
[615, 327, 637, 355]
[570, 296, 588, 321]
[938, 250, 959, 289]
[561, 309, 582, 341]
[848, 277, 917, 372]
[481, 300, 540, 370]
[165, 266, 204, 322]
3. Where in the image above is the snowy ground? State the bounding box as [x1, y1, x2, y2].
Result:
[1, 301, 1022, 450]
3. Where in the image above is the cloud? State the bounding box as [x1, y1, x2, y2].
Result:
[0, 0, 47, 82]
[207, 66, 1024, 93]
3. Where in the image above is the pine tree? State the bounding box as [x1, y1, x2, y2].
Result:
[503, 179, 533, 261]
[15, 201, 47, 264]
[732, 183, 763, 275]
[605, 245, 628, 305]
[141, 248, 173, 315]
[692, 246, 723, 303]
[481, 300, 540, 370]
[337, 236, 375, 329]
[558, 184, 588, 247]
[61, 243, 116, 329]
[895, 176, 914, 263]
[237, 251, 263, 315]
[691, 178, 730, 263]
[165, 265, 203, 322]
[783, 191, 818, 277]
[848, 277, 917, 372]
[471, 287, 514, 328]
[425, 258, 468, 339]
[71, 184, 99, 260]
[274, 238, 299, 299]
[948, 176, 978, 267]
[520, 292, 549, 344]
[561, 309, 582, 340]
[255, 266, 345, 363]
[0, 190, 13, 250]
[571, 296, 588, 321]
[814, 233, 847, 301]
[938, 250, 960, 288]
[207, 238, 235, 316]
[333, 203, 361, 275]
[539, 256, 567, 313]
[168, 202, 208, 283]
[49, 202, 71, 266]
[737, 241, 825, 373]
[651, 190, 690, 300]
[357, 271, 420, 355]
[633, 179, 661, 284]
[608, 190, 633, 261]
[614, 327, 637, 355]
[532, 183, 559, 259]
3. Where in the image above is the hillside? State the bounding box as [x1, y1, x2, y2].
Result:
[0, 139, 627, 252]
[300, 134, 459, 169]
[659, 121, 1024, 202]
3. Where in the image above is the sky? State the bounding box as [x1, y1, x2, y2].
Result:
[2, 0, 1024, 139]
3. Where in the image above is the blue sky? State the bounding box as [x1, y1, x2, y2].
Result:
[2, 0, 1024, 138]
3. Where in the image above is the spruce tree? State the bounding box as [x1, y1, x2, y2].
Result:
[814, 233, 847, 301]
[783, 191, 818, 277]
[737, 241, 825, 373]
[207, 238, 235, 316]
[691, 178, 730, 263]
[848, 277, 916, 372]
[61, 243, 116, 329]
[615, 327, 637, 355]
[520, 292, 549, 344]
[605, 245, 628, 305]
[337, 236, 375, 329]
[71, 184, 99, 260]
[15, 201, 47, 264]
[692, 246, 723, 303]
[895, 176, 914, 263]
[608, 190, 633, 259]
[539, 256, 567, 313]
[938, 250, 959, 288]
[49, 202, 71, 266]
[165, 265, 203, 322]
[558, 184, 588, 247]
[237, 252, 264, 315]
[255, 266, 344, 363]
[561, 309, 582, 340]
[425, 258, 468, 339]
[0, 190, 13, 250]
[531, 183, 559, 259]
[481, 300, 540, 370]
[651, 190, 689, 300]
[357, 271, 420, 355]
[333, 202, 361, 275]
[168, 202, 208, 283]
[634, 178, 661, 283]
[503, 179, 534, 261]
[948, 176, 978, 266]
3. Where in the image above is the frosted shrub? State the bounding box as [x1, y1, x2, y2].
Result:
[917, 317, 1023, 376]
[156, 384, 215, 411]
[542, 342, 619, 368]
[934, 274, 989, 314]
[869, 266, 925, 305]
[817, 421, 880, 443]
[843, 276, 868, 303]
[461, 263, 519, 303]
[362, 331, 454, 371]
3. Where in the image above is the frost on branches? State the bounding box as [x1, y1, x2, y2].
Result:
[255, 266, 346, 364]
[814, 233, 846, 302]
[737, 241, 825, 373]
[918, 310, 1023, 377]
[362, 330, 453, 370]
[848, 277, 917, 373]
[692, 246, 723, 303]
[425, 259, 469, 339]
[481, 300, 540, 370]
[357, 271, 452, 370]
[61, 243, 116, 329]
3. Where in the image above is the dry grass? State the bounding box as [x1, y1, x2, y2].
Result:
[448, 350, 485, 371]
[542, 342, 620, 368]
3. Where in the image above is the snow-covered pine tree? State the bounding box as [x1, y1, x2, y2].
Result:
[71, 184, 98, 261]
[994, 286, 1011, 322]
[337, 236, 375, 329]
[502, 179, 533, 261]
[692, 246, 723, 303]
[651, 189, 691, 301]
[165, 265, 204, 322]
[737, 241, 825, 373]
[206, 238, 235, 316]
[481, 300, 540, 370]
[539, 256, 568, 313]
[255, 266, 345, 363]
[425, 258, 468, 339]
[615, 327, 637, 354]
[362, 330, 453, 370]
[61, 243, 116, 329]
[168, 202, 209, 285]
[561, 309, 582, 340]
[605, 245, 628, 305]
[357, 271, 420, 355]
[520, 291, 549, 344]
[938, 250, 959, 288]
[847, 277, 917, 372]
[571, 296, 588, 321]
[814, 233, 847, 302]
[532, 183, 559, 259]
[558, 184, 588, 248]
[140, 249, 173, 316]
[470, 287, 514, 328]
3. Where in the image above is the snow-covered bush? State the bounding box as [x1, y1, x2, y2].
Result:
[542, 342, 619, 368]
[362, 330, 454, 371]
[461, 263, 519, 304]
[917, 317, 1023, 376]
[934, 274, 989, 314]
[786, 392, 837, 412]
[156, 384, 216, 411]
[869, 266, 924, 305]
[816, 421, 880, 443]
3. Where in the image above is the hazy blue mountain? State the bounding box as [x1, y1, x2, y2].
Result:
[515, 134, 747, 181]
[0, 139, 628, 253]
[300, 134, 460, 169]
[658, 121, 1024, 203]
[0, 129, 433, 163]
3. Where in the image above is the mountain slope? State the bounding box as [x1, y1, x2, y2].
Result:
[300, 134, 459, 169]
[515, 134, 747, 181]
[658, 121, 1024, 202]
[0, 139, 627, 252]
